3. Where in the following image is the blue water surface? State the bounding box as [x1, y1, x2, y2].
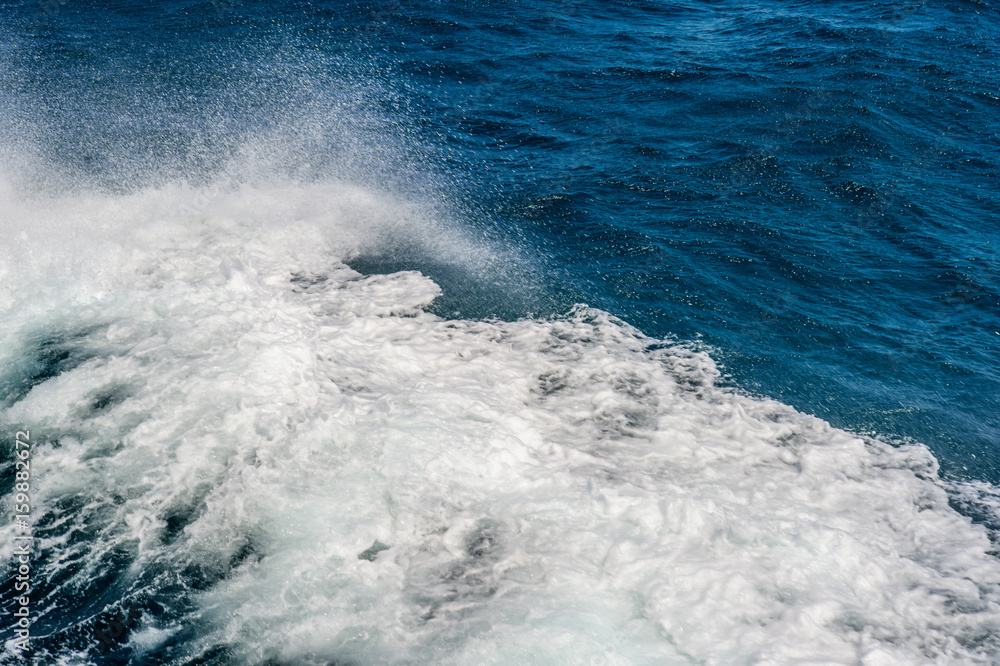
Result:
[367, 0, 1000, 482]
[358, 0, 1000, 481]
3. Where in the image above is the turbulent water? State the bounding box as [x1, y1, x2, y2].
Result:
[1, 1, 999, 664]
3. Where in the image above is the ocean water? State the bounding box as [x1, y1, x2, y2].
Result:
[1, 0, 999, 664]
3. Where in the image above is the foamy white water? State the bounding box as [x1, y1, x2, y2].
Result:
[1, 178, 1000, 665]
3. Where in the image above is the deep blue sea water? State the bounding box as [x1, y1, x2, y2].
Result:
[1, 1, 999, 664]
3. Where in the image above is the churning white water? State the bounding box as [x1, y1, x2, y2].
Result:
[2, 174, 1000, 665]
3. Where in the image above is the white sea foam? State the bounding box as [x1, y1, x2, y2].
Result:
[1, 178, 999, 665]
